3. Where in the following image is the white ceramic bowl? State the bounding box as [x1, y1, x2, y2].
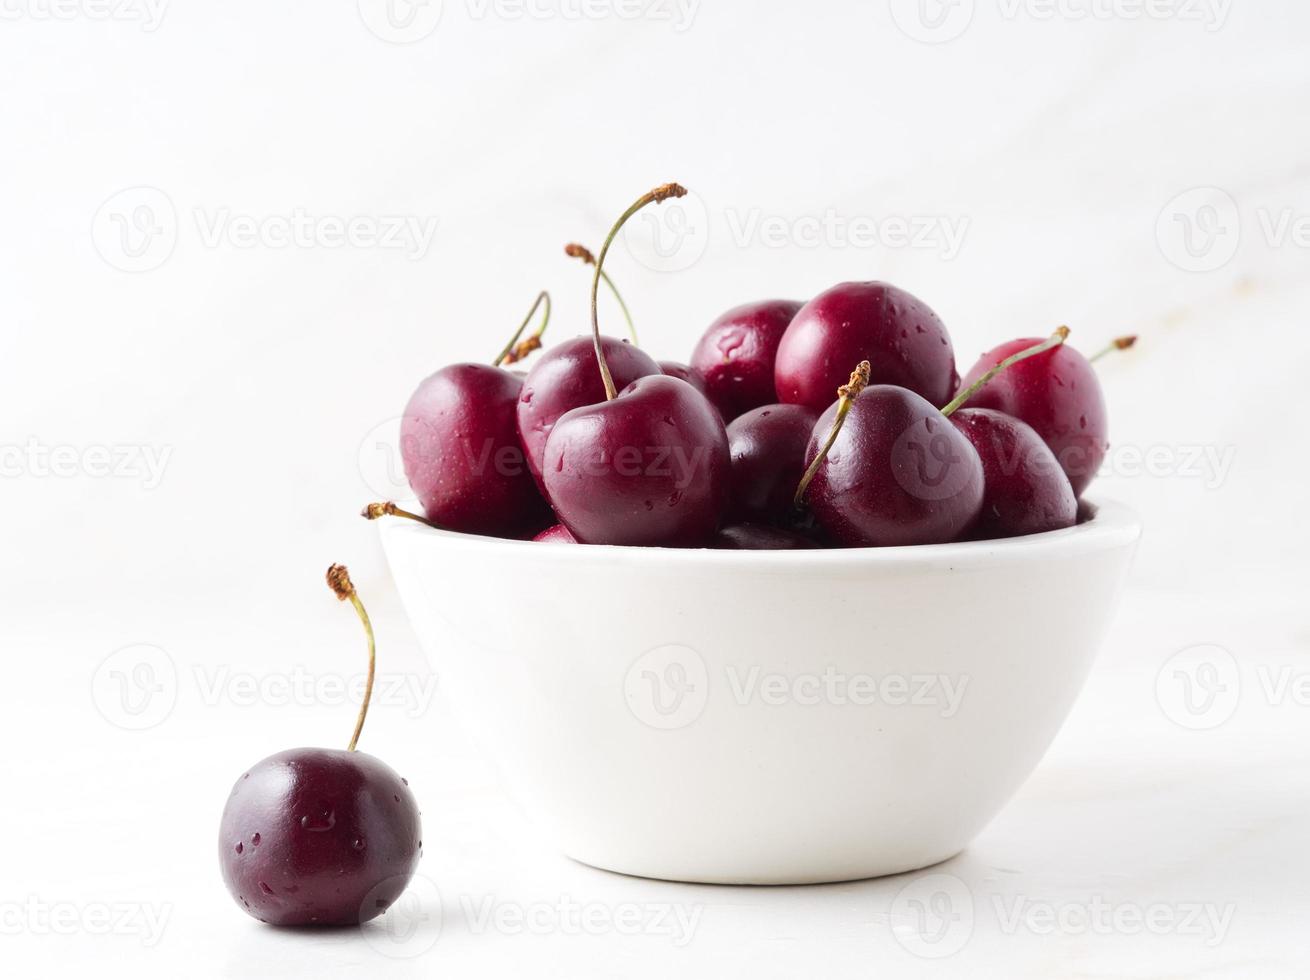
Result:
[381, 500, 1140, 884]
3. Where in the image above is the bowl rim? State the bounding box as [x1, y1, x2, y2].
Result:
[378, 497, 1141, 570]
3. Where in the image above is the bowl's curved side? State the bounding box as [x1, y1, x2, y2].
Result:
[381, 504, 1140, 884]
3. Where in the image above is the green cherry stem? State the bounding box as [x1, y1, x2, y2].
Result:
[565, 242, 639, 347]
[793, 360, 871, 509]
[590, 182, 688, 400]
[1089, 334, 1138, 364]
[939, 326, 1071, 419]
[326, 564, 375, 753]
[492, 290, 552, 367]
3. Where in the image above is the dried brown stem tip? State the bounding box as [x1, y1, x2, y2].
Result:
[326, 563, 355, 601]
[504, 336, 542, 364]
[564, 242, 596, 264]
[1088, 330, 1135, 364]
[838, 360, 872, 400]
[650, 182, 688, 203]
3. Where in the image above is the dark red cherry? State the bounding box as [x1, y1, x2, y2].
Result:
[801, 382, 984, 547]
[543, 374, 729, 546]
[957, 337, 1108, 497]
[516, 335, 661, 490]
[949, 408, 1077, 539]
[713, 523, 815, 550]
[532, 523, 578, 543]
[690, 299, 803, 421]
[401, 363, 551, 537]
[775, 281, 956, 412]
[219, 567, 421, 927]
[400, 293, 554, 537]
[725, 403, 819, 525]
[219, 747, 421, 927]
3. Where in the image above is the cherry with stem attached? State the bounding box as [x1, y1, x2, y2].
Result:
[400, 291, 555, 537]
[542, 183, 731, 546]
[218, 566, 422, 927]
[956, 327, 1118, 497]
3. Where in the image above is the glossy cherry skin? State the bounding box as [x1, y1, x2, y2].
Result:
[957, 338, 1107, 498]
[690, 300, 804, 421]
[218, 748, 421, 927]
[542, 375, 730, 546]
[713, 523, 815, 549]
[803, 386, 984, 547]
[516, 336, 662, 491]
[401, 363, 551, 537]
[775, 282, 957, 412]
[532, 523, 578, 544]
[658, 361, 708, 395]
[949, 408, 1077, 539]
[725, 403, 819, 525]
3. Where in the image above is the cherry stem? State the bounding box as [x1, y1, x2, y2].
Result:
[590, 183, 688, 400]
[565, 243, 639, 347]
[326, 565, 375, 753]
[793, 361, 871, 509]
[361, 501, 439, 528]
[493, 290, 552, 367]
[940, 326, 1071, 418]
[1089, 334, 1137, 364]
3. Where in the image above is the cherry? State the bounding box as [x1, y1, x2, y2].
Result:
[532, 523, 578, 543]
[400, 292, 554, 537]
[545, 373, 729, 546]
[218, 566, 421, 927]
[516, 338, 662, 492]
[542, 183, 731, 547]
[774, 281, 957, 412]
[713, 523, 815, 550]
[689, 299, 803, 421]
[949, 408, 1077, 539]
[725, 402, 819, 525]
[956, 333, 1134, 498]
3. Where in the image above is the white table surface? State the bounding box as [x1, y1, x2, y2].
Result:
[3, 1, 1308, 976]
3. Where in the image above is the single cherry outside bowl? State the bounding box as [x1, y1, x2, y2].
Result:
[378, 499, 1139, 884]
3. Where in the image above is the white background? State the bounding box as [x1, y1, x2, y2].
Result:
[3, 0, 1308, 976]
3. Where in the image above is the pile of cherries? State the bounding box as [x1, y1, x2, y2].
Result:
[370, 182, 1134, 551]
